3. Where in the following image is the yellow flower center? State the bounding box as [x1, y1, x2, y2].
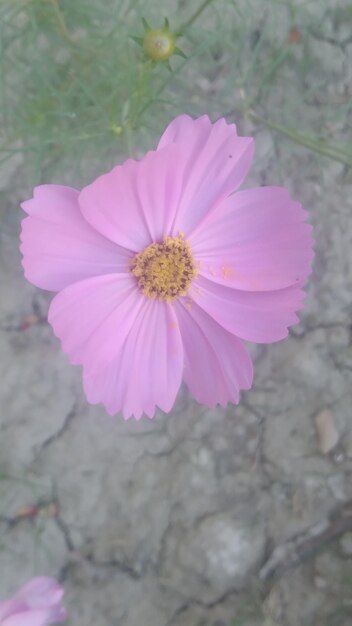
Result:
[130, 235, 198, 302]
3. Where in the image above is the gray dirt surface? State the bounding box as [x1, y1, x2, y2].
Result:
[1, 1, 352, 625]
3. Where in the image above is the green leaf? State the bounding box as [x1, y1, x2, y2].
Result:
[141, 17, 152, 32]
[130, 35, 144, 47]
[174, 46, 187, 58]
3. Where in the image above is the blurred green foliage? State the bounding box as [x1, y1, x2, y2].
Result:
[0, 0, 351, 188]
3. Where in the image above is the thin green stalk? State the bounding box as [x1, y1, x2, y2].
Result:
[252, 47, 291, 101]
[124, 125, 133, 158]
[129, 59, 154, 127]
[47, 0, 97, 54]
[47, 0, 76, 46]
[138, 31, 220, 118]
[123, 0, 218, 130]
[249, 112, 352, 167]
[179, 0, 217, 31]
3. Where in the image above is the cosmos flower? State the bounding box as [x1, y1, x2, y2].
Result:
[0, 578, 65, 626]
[20, 115, 314, 419]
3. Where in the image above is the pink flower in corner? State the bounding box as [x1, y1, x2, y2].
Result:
[0, 578, 65, 626]
[20, 115, 314, 419]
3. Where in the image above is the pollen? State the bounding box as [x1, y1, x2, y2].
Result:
[130, 235, 198, 302]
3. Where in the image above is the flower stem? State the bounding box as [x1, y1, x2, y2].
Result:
[179, 0, 217, 31]
[48, 0, 77, 47]
[129, 59, 154, 128]
[249, 111, 352, 168]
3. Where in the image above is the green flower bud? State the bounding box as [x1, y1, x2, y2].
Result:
[131, 18, 186, 64]
[143, 28, 176, 61]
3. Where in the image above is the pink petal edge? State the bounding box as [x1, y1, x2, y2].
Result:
[20, 185, 130, 292]
[190, 186, 314, 291]
[157, 114, 255, 236]
[175, 299, 253, 407]
[83, 300, 184, 419]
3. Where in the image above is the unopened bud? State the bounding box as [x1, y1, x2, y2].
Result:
[132, 18, 185, 64]
[143, 29, 176, 61]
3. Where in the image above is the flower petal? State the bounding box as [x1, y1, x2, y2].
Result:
[15, 578, 64, 609]
[20, 185, 129, 292]
[48, 274, 144, 375]
[157, 114, 254, 235]
[2, 608, 65, 626]
[175, 300, 253, 407]
[157, 114, 198, 149]
[83, 301, 184, 420]
[79, 116, 253, 248]
[190, 186, 314, 290]
[78, 144, 185, 249]
[0, 601, 24, 623]
[0, 579, 65, 626]
[190, 276, 305, 343]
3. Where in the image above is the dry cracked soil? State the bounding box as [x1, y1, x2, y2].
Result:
[1, 1, 352, 625]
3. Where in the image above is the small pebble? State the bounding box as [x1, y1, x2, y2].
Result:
[314, 575, 328, 590]
[340, 533, 352, 557]
[314, 409, 339, 454]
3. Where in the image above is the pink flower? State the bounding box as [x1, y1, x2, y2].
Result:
[20, 115, 314, 419]
[0, 578, 66, 626]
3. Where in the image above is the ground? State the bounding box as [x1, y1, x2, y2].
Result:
[1, 0, 352, 625]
